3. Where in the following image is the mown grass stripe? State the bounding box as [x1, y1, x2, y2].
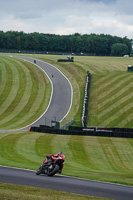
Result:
[88, 75, 133, 127]
[111, 138, 133, 173]
[16, 132, 43, 167]
[0, 58, 7, 96]
[0, 58, 51, 129]
[0, 59, 26, 120]
[0, 131, 133, 185]
[0, 55, 51, 129]
[0, 62, 1, 82]
[51, 134, 71, 157]
[98, 88, 133, 119]
[76, 56, 126, 73]
[118, 114, 133, 128]
[99, 97, 133, 127]
[100, 95, 133, 120]
[50, 134, 84, 172]
[6, 64, 47, 129]
[109, 138, 131, 173]
[51, 134, 89, 171]
[76, 61, 100, 74]
[0, 69, 33, 128]
[106, 105, 133, 128]
[98, 137, 122, 172]
[0, 58, 13, 107]
[0, 60, 19, 116]
[16, 60, 51, 128]
[0, 132, 37, 168]
[98, 82, 133, 112]
[92, 73, 118, 88]
[97, 73, 133, 103]
[35, 133, 54, 157]
[97, 73, 127, 100]
[67, 136, 96, 171]
[83, 137, 114, 172]
[0, 59, 32, 128]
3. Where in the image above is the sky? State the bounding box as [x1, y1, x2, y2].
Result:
[0, 0, 133, 39]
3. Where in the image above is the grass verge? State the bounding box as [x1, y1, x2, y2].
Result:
[0, 56, 51, 129]
[0, 183, 112, 200]
[1, 54, 133, 128]
[21, 54, 133, 128]
[0, 131, 133, 186]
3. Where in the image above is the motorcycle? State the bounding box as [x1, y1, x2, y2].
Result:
[36, 152, 65, 176]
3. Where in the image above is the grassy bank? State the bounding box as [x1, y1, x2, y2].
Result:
[1, 54, 133, 128]
[0, 54, 133, 198]
[22, 54, 133, 128]
[0, 183, 112, 200]
[0, 55, 51, 129]
[0, 131, 133, 186]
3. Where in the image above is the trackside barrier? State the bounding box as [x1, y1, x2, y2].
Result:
[69, 126, 133, 133]
[30, 125, 133, 138]
[82, 71, 91, 128]
[57, 56, 74, 62]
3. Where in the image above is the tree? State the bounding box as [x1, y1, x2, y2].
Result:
[111, 43, 129, 56]
[0, 31, 131, 55]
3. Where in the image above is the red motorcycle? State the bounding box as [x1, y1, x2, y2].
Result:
[36, 152, 65, 176]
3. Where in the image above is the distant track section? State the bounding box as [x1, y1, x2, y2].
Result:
[18, 56, 72, 128]
[0, 55, 72, 132]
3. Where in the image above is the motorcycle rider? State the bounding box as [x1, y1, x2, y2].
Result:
[45, 152, 65, 174]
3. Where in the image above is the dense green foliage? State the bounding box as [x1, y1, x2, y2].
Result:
[0, 31, 131, 56]
[0, 131, 133, 186]
[111, 43, 129, 56]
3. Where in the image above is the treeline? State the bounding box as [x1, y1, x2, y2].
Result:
[0, 31, 132, 56]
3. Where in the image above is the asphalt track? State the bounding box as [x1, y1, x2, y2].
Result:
[0, 166, 133, 200]
[17, 56, 72, 128]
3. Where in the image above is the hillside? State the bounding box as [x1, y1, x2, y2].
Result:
[29, 54, 133, 128]
[0, 54, 133, 128]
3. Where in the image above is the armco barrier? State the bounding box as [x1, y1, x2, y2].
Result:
[30, 125, 133, 138]
[81, 71, 91, 127]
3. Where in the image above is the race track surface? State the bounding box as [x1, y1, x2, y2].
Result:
[18, 56, 72, 128]
[0, 166, 133, 200]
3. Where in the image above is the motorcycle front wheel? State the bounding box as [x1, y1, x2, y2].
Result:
[47, 164, 59, 176]
[36, 166, 43, 175]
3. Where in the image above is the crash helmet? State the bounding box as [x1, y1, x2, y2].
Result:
[57, 152, 63, 155]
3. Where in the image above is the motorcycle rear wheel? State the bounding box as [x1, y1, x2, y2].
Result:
[47, 164, 59, 176]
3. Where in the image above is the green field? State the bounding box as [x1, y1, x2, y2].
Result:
[0, 55, 51, 129]
[0, 183, 111, 200]
[0, 131, 133, 186]
[0, 54, 133, 199]
[21, 54, 133, 128]
[1, 54, 133, 128]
